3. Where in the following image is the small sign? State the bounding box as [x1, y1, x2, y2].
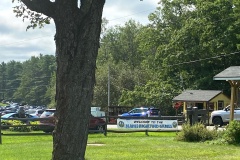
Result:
[174, 102, 182, 110]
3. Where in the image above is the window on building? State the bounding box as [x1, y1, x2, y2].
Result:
[196, 103, 203, 109]
[218, 101, 224, 110]
[209, 102, 214, 111]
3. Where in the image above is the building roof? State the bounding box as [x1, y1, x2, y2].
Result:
[213, 66, 240, 81]
[172, 90, 223, 102]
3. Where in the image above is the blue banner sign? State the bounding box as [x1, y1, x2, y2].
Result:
[117, 119, 178, 131]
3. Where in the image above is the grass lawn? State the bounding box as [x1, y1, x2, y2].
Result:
[0, 131, 240, 160]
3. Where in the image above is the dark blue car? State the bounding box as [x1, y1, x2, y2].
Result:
[121, 107, 160, 117]
[121, 107, 149, 117]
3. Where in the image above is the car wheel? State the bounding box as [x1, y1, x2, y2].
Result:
[96, 125, 105, 132]
[212, 117, 223, 127]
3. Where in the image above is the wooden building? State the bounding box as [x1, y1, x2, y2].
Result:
[172, 90, 230, 113]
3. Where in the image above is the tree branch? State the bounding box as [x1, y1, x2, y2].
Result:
[21, 0, 55, 17]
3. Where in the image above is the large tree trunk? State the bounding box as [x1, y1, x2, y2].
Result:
[52, 1, 105, 160]
[19, 0, 105, 159]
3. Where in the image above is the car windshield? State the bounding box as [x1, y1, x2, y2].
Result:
[1, 113, 14, 118]
[41, 110, 55, 117]
[130, 108, 148, 113]
[150, 109, 159, 112]
[37, 110, 44, 114]
[26, 109, 37, 114]
[224, 105, 240, 111]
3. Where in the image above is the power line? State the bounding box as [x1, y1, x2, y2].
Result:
[167, 51, 240, 67]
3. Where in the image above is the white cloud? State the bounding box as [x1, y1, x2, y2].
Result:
[0, 0, 160, 63]
[103, 0, 159, 26]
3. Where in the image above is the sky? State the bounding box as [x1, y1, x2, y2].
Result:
[0, 0, 160, 63]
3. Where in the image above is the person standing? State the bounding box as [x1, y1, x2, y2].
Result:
[18, 106, 25, 118]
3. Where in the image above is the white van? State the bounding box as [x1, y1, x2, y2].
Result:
[91, 107, 105, 118]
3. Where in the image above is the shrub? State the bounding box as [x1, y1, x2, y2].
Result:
[223, 120, 240, 145]
[1, 120, 13, 129]
[9, 120, 31, 132]
[2, 119, 41, 132]
[176, 123, 219, 142]
[30, 121, 41, 131]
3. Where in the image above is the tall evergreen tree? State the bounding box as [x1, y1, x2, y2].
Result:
[13, 55, 55, 105]
[0, 62, 7, 100]
[5, 61, 23, 101]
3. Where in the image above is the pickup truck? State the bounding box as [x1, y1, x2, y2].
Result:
[210, 105, 240, 126]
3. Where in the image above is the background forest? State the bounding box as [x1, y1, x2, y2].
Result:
[0, 0, 240, 115]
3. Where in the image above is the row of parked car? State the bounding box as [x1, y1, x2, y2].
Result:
[1, 105, 161, 133]
[38, 109, 106, 133]
[38, 107, 161, 132]
[0, 104, 46, 116]
[0, 108, 107, 133]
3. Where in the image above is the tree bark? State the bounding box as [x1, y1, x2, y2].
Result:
[20, 0, 105, 159]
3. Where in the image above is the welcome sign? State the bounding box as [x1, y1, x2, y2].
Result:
[117, 119, 178, 131]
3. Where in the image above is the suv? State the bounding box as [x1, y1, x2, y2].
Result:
[39, 109, 56, 133]
[146, 108, 160, 117]
[39, 109, 106, 133]
[121, 107, 160, 117]
[210, 105, 240, 126]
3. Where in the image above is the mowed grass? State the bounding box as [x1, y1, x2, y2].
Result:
[0, 131, 240, 160]
[0, 132, 52, 160]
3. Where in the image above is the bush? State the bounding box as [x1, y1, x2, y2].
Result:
[176, 123, 219, 142]
[30, 121, 41, 131]
[1, 120, 12, 129]
[9, 120, 31, 132]
[223, 120, 240, 145]
[1, 120, 40, 132]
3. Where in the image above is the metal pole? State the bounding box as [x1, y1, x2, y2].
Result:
[108, 65, 110, 106]
[102, 41, 111, 107]
[104, 114, 107, 136]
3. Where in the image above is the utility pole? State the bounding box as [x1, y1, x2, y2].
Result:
[101, 42, 111, 107]
[108, 65, 110, 106]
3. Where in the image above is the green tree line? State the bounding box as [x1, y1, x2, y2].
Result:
[1, 0, 240, 115]
[0, 54, 56, 107]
